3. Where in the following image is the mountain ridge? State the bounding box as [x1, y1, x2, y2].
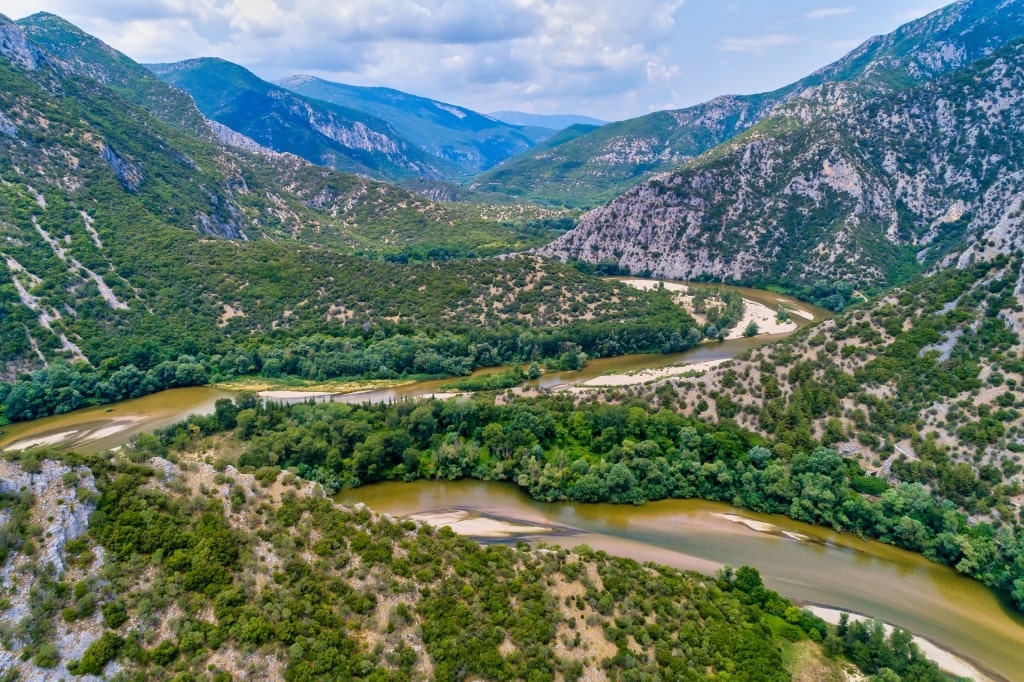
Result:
[475, 0, 1024, 208]
[540, 38, 1024, 303]
[278, 75, 545, 177]
[149, 57, 449, 182]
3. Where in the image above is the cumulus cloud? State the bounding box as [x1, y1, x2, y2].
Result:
[0, 0, 958, 119]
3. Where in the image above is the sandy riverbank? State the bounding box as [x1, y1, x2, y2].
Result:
[580, 358, 728, 387]
[408, 509, 553, 538]
[3, 415, 146, 452]
[258, 390, 337, 400]
[723, 298, 798, 339]
[620, 278, 802, 338]
[805, 606, 995, 682]
[619, 278, 689, 293]
[779, 297, 816, 320]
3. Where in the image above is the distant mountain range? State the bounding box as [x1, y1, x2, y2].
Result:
[277, 76, 549, 178]
[479, 0, 1024, 208]
[488, 111, 609, 129]
[148, 57, 449, 182]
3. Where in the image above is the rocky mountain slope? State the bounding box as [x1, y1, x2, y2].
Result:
[478, 0, 1024, 208]
[15, 12, 225, 145]
[149, 58, 447, 182]
[278, 75, 546, 178]
[0, 14, 685, 391]
[542, 38, 1024, 300]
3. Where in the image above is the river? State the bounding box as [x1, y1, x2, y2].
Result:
[1, 283, 1017, 678]
[337, 480, 1022, 682]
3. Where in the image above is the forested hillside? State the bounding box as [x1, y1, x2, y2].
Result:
[653, 254, 1024, 524]
[0, 14, 693, 419]
[0, 446, 947, 681]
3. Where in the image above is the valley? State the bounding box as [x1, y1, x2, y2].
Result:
[3, 1, 1024, 680]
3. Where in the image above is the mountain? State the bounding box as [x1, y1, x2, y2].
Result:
[15, 12, 224, 145]
[277, 75, 545, 177]
[542, 38, 1024, 299]
[149, 58, 448, 182]
[0, 14, 692, 392]
[488, 110, 609, 129]
[477, 0, 1024, 208]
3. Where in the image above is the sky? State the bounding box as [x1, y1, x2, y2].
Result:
[0, 0, 953, 121]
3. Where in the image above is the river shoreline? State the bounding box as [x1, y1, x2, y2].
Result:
[803, 605, 999, 682]
[336, 480, 1024, 682]
[355, 498, 1000, 681]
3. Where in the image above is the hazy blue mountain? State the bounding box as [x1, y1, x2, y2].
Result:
[488, 110, 609, 129]
[149, 58, 448, 182]
[278, 75, 547, 177]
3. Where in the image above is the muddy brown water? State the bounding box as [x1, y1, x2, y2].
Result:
[6, 284, 1018, 678]
[337, 480, 1023, 682]
[0, 386, 232, 454]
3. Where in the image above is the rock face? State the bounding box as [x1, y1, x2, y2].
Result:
[0, 458, 97, 578]
[100, 143, 143, 192]
[0, 458, 105, 682]
[477, 0, 1024, 207]
[0, 15, 46, 71]
[541, 41, 1024, 290]
[149, 58, 446, 182]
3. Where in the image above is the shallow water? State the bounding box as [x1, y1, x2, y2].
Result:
[338, 480, 1023, 682]
[0, 386, 231, 453]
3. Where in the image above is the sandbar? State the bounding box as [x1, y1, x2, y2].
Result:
[580, 358, 728, 387]
[724, 298, 798, 339]
[409, 509, 553, 538]
[718, 512, 777, 533]
[777, 298, 816, 320]
[4, 430, 80, 451]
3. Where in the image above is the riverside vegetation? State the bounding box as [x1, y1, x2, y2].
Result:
[2, 2, 1024, 680]
[150, 386, 1024, 617]
[0, 446, 950, 681]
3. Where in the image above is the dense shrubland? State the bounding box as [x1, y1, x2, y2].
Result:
[154, 390, 1024, 615]
[663, 255, 1024, 532]
[0, 447, 944, 681]
[0, 249, 696, 422]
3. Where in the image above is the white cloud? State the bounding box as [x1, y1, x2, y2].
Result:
[0, 0, 967, 120]
[805, 7, 857, 20]
[718, 33, 800, 54]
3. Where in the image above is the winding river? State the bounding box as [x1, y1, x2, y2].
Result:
[1, 283, 1019, 679]
[337, 481, 1021, 681]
